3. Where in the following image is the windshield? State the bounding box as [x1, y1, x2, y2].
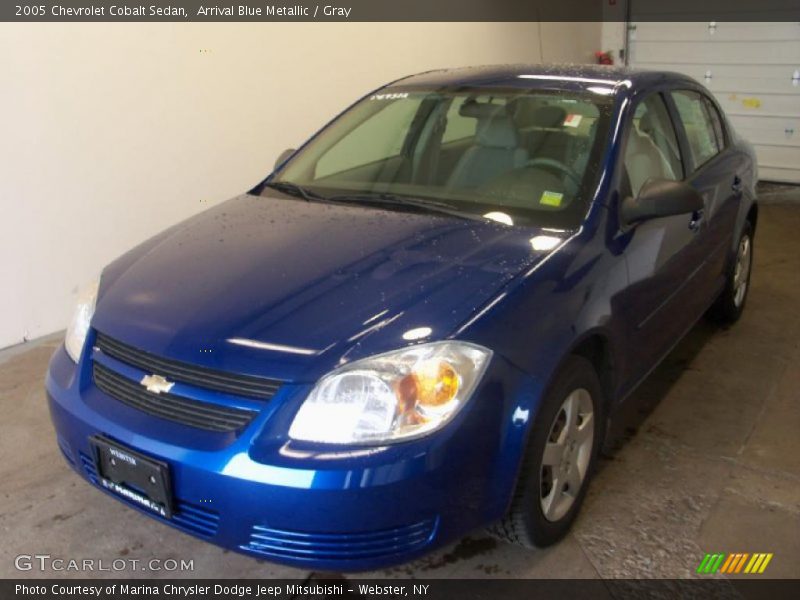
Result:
[269, 86, 613, 228]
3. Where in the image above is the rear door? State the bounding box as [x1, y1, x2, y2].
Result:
[667, 89, 743, 300]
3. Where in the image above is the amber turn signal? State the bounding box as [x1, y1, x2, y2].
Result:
[396, 359, 460, 415]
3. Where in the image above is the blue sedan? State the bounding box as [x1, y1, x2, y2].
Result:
[47, 64, 757, 570]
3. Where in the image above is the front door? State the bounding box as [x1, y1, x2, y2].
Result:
[616, 91, 712, 391]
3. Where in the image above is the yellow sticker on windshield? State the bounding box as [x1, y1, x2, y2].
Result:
[540, 191, 564, 207]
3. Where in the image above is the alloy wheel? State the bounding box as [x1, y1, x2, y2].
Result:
[539, 388, 594, 522]
[733, 234, 752, 308]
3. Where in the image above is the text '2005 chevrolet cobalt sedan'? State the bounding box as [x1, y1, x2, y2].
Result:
[47, 65, 757, 570]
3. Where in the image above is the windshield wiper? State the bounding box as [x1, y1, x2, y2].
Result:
[263, 180, 326, 202]
[265, 184, 482, 221]
[326, 192, 480, 221]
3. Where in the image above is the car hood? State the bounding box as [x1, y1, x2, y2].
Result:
[93, 193, 563, 381]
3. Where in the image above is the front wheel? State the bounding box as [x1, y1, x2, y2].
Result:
[708, 222, 754, 324]
[489, 355, 603, 548]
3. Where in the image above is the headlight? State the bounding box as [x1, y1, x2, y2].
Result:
[65, 278, 100, 363]
[288, 341, 492, 444]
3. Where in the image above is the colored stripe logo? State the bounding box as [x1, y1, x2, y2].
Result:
[697, 552, 773, 574]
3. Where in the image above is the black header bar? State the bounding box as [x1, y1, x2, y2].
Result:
[4, 0, 800, 22]
[4, 579, 800, 600]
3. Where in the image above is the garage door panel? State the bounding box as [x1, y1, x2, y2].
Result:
[631, 22, 800, 43]
[634, 63, 800, 95]
[759, 167, 800, 183]
[707, 80, 799, 96]
[632, 62, 798, 83]
[731, 113, 799, 133]
[732, 123, 799, 148]
[754, 144, 800, 168]
[632, 40, 800, 65]
[715, 92, 800, 118]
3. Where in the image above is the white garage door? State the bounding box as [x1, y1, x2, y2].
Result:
[627, 21, 800, 183]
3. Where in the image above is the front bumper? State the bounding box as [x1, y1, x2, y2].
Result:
[46, 344, 540, 571]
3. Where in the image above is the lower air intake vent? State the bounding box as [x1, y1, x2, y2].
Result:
[172, 502, 220, 538]
[80, 451, 99, 484]
[242, 519, 438, 562]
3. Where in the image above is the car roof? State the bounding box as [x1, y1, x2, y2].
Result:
[390, 64, 699, 95]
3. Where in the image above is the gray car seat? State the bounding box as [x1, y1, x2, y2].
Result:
[446, 101, 528, 189]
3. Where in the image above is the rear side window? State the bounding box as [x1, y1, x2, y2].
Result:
[705, 98, 726, 149]
[441, 96, 482, 143]
[671, 90, 721, 170]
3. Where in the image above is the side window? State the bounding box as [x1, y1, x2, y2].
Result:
[704, 97, 726, 149]
[624, 94, 683, 197]
[671, 90, 721, 170]
[441, 97, 478, 143]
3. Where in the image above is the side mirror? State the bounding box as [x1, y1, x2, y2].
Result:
[621, 178, 704, 226]
[274, 148, 296, 170]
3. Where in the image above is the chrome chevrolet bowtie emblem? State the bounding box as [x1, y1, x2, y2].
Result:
[140, 374, 174, 395]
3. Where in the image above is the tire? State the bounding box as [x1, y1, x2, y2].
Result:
[489, 355, 603, 548]
[707, 221, 754, 324]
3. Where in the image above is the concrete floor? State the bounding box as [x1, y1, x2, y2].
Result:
[2, 202, 799, 580]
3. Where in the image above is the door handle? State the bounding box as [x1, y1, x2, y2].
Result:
[689, 209, 704, 232]
[731, 175, 743, 194]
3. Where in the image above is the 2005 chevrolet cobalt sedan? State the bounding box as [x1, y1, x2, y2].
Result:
[47, 65, 757, 570]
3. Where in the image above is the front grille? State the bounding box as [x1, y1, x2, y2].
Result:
[241, 519, 438, 562]
[93, 362, 257, 432]
[95, 332, 281, 400]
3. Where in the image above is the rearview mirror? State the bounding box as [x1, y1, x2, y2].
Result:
[274, 148, 296, 170]
[621, 178, 704, 226]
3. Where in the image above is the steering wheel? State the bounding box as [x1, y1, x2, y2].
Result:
[525, 157, 582, 195]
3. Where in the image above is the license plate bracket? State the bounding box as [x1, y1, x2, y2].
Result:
[90, 435, 174, 518]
